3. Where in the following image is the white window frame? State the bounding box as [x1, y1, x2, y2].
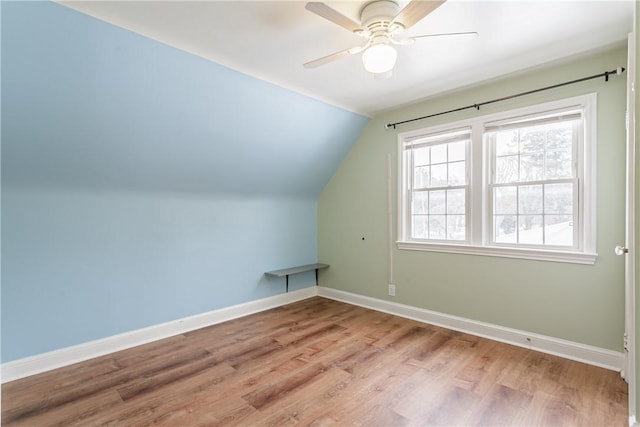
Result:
[401, 127, 471, 243]
[397, 94, 598, 264]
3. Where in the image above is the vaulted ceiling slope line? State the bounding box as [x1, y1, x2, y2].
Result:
[56, 0, 634, 116]
[2, 1, 369, 197]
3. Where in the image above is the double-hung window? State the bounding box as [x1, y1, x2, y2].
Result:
[404, 128, 470, 242]
[398, 94, 597, 264]
[487, 109, 580, 249]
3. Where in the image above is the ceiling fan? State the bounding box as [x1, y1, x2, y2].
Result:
[303, 0, 477, 77]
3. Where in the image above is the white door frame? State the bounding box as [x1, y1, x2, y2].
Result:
[624, 29, 637, 426]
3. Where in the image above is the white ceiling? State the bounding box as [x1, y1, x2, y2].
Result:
[58, 0, 634, 116]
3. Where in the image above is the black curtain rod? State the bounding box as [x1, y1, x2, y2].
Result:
[385, 66, 626, 130]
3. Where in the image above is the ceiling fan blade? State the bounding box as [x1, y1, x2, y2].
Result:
[303, 45, 366, 68]
[405, 31, 479, 43]
[391, 0, 446, 30]
[305, 2, 363, 33]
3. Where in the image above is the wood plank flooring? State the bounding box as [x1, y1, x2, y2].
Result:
[1, 297, 628, 426]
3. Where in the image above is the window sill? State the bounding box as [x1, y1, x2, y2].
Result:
[396, 241, 598, 265]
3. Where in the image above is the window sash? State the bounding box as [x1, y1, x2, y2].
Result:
[488, 179, 580, 250]
[409, 186, 468, 242]
[486, 112, 581, 250]
[486, 116, 580, 184]
[405, 128, 470, 243]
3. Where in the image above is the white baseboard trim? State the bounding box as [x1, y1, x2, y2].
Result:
[630, 415, 638, 427]
[317, 287, 625, 372]
[1, 287, 317, 384]
[3, 285, 625, 384]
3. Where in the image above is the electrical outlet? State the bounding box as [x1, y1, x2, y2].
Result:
[388, 284, 396, 296]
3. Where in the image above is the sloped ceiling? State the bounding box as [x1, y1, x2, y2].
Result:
[57, 0, 635, 116]
[2, 1, 369, 197]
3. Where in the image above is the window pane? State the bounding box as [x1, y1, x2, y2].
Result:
[429, 215, 446, 239]
[429, 190, 446, 214]
[544, 183, 573, 214]
[519, 215, 543, 244]
[495, 215, 517, 243]
[447, 215, 466, 240]
[492, 182, 574, 247]
[431, 164, 447, 187]
[414, 166, 430, 189]
[493, 120, 575, 186]
[519, 154, 544, 181]
[521, 128, 545, 153]
[495, 155, 519, 184]
[412, 189, 467, 242]
[447, 189, 465, 214]
[448, 141, 466, 162]
[518, 185, 542, 214]
[431, 144, 447, 164]
[412, 191, 428, 214]
[414, 147, 429, 166]
[494, 186, 517, 214]
[545, 149, 572, 179]
[545, 215, 573, 246]
[546, 121, 572, 151]
[495, 131, 519, 156]
[412, 215, 428, 239]
[448, 161, 466, 185]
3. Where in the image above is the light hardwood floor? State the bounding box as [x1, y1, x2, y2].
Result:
[1, 297, 628, 426]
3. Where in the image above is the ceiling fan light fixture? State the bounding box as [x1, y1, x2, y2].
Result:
[362, 43, 397, 74]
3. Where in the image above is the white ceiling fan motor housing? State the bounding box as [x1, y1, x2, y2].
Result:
[360, 0, 402, 34]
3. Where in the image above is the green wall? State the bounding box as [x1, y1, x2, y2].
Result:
[319, 46, 628, 352]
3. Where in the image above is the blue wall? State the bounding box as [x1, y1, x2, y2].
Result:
[1, 1, 368, 362]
